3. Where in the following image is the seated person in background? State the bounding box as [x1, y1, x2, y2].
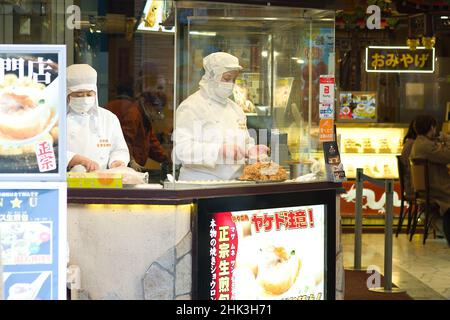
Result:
[400, 119, 417, 198]
[106, 85, 169, 172]
[66, 64, 130, 172]
[409, 114, 450, 245]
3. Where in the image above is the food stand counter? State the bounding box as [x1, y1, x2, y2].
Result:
[67, 181, 344, 300]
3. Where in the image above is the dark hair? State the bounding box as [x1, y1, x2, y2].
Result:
[403, 119, 417, 143]
[413, 115, 437, 136]
[116, 84, 134, 98]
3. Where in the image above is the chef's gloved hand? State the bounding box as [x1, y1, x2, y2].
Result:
[68, 154, 100, 172]
[220, 144, 245, 161]
[247, 145, 270, 161]
[129, 159, 146, 172]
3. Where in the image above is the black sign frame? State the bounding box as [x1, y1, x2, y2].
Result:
[193, 189, 337, 300]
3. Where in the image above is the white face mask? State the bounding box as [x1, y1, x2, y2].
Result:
[69, 96, 96, 114]
[213, 81, 234, 99]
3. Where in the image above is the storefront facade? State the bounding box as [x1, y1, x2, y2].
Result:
[0, 0, 448, 301]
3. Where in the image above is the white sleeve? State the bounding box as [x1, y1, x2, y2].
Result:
[108, 114, 130, 168]
[174, 104, 222, 169]
[67, 151, 76, 168]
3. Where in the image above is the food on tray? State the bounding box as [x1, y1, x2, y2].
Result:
[344, 139, 360, 153]
[0, 74, 54, 141]
[362, 138, 375, 153]
[256, 245, 302, 295]
[378, 139, 391, 153]
[240, 161, 287, 181]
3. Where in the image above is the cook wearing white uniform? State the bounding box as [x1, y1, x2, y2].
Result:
[66, 64, 130, 172]
[174, 52, 269, 181]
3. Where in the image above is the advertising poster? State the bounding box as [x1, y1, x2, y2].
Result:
[323, 141, 346, 183]
[0, 182, 66, 300]
[0, 45, 66, 181]
[339, 91, 377, 121]
[208, 205, 326, 300]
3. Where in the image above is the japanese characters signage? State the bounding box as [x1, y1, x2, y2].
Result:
[0, 182, 67, 300]
[319, 119, 334, 142]
[208, 205, 325, 300]
[366, 46, 435, 73]
[0, 45, 66, 181]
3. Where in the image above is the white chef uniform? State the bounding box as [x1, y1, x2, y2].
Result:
[66, 64, 130, 170]
[174, 53, 255, 181]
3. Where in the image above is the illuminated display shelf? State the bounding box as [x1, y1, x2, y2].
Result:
[336, 123, 408, 180]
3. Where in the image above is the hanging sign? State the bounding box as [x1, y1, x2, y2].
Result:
[366, 46, 435, 73]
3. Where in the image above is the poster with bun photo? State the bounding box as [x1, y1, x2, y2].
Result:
[206, 205, 326, 300]
[0, 45, 66, 181]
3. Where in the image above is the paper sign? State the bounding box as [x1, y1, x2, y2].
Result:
[319, 103, 335, 119]
[319, 75, 335, 104]
[35, 141, 57, 173]
[319, 119, 334, 142]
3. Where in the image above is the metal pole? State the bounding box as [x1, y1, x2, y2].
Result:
[384, 179, 394, 291]
[354, 168, 363, 270]
[369, 179, 405, 293]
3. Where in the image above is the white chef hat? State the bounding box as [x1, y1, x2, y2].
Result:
[203, 52, 243, 81]
[66, 64, 98, 94]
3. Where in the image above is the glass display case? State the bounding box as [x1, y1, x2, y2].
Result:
[336, 123, 408, 179]
[171, 1, 335, 188]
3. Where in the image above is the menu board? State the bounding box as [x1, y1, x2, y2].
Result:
[338, 91, 377, 122]
[206, 205, 325, 300]
[0, 182, 66, 300]
[0, 45, 66, 181]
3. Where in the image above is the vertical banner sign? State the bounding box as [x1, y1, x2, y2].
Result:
[208, 205, 326, 300]
[0, 182, 66, 300]
[319, 75, 335, 120]
[323, 141, 346, 183]
[319, 119, 334, 142]
[0, 45, 66, 181]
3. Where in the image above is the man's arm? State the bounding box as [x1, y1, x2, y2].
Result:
[148, 127, 168, 163]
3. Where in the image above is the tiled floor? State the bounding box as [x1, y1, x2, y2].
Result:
[342, 233, 450, 300]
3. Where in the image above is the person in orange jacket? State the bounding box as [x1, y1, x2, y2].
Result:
[106, 85, 169, 172]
